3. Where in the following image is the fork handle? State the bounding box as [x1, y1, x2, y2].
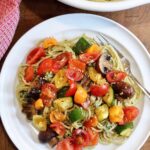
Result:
[129, 74, 150, 99]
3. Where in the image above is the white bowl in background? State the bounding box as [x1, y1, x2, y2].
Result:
[58, 0, 150, 12]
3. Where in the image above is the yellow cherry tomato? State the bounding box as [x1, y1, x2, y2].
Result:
[34, 98, 44, 110]
[86, 44, 102, 54]
[42, 37, 57, 48]
[74, 85, 88, 105]
[50, 110, 66, 123]
[109, 106, 124, 123]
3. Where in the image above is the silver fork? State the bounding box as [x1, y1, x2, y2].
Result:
[97, 33, 150, 99]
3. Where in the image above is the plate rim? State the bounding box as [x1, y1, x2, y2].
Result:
[0, 13, 150, 150]
[57, 0, 149, 12]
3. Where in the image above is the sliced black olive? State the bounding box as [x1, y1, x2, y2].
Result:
[112, 81, 135, 99]
[38, 128, 57, 143]
[26, 88, 41, 102]
[98, 52, 113, 74]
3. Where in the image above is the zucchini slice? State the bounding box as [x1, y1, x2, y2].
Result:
[73, 37, 90, 55]
[53, 97, 73, 111]
[115, 122, 134, 137]
[103, 87, 114, 106]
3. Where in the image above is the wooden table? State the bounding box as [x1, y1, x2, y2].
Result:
[0, 0, 150, 149]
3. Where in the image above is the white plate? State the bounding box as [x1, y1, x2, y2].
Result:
[58, 0, 150, 12]
[0, 13, 150, 150]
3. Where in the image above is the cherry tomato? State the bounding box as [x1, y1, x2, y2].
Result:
[53, 52, 72, 71]
[26, 47, 45, 65]
[90, 84, 109, 97]
[42, 99, 52, 107]
[24, 66, 34, 82]
[84, 116, 98, 128]
[50, 122, 66, 136]
[56, 138, 74, 150]
[50, 111, 66, 123]
[37, 58, 53, 75]
[65, 80, 77, 97]
[66, 69, 83, 81]
[86, 128, 99, 146]
[79, 53, 100, 64]
[119, 106, 139, 125]
[106, 71, 127, 83]
[69, 59, 86, 72]
[41, 83, 57, 100]
[72, 129, 90, 147]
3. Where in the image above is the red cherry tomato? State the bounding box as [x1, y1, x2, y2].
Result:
[72, 129, 90, 147]
[37, 58, 54, 75]
[41, 83, 57, 100]
[106, 71, 127, 83]
[90, 84, 109, 97]
[69, 59, 86, 72]
[65, 80, 77, 97]
[24, 66, 34, 82]
[119, 106, 139, 125]
[26, 47, 45, 65]
[86, 128, 99, 146]
[56, 138, 74, 150]
[50, 122, 66, 136]
[84, 116, 98, 128]
[66, 69, 84, 81]
[79, 53, 100, 64]
[53, 52, 72, 71]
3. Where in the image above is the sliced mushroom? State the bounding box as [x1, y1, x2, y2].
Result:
[97, 52, 113, 74]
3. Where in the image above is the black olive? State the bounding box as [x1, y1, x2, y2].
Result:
[38, 128, 57, 143]
[112, 81, 135, 99]
[26, 88, 41, 101]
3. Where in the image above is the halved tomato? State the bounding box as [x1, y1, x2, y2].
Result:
[119, 106, 139, 125]
[66, 68, 83, 81]
[79, 53, 100, 64]
[86, 128, 99, 146]
[37, 58, 53, 75]
[69, 59, 86, 72]
[50, 122, 66, 136]
[26, 47, 45, 65]
[53, 52, 72, 71]
[106, 71, 127, 83]
[41, 83, 57, 100]
[56, 138, 74, 150]
[90, 84, 109, 97]
[65, 80, 77, 97]
[24, 66, 34, 82]
[72, 129, 90, 147]
[84, 116, 98, 128]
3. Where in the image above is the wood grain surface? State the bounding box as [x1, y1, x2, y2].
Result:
[0, 0, 150, 150]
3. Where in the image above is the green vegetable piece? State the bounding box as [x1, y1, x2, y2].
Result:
[73, 37, 90, 55]
[57, 86, 69, 98]
[95, 104, 109, 122]
[103, 87, 114, 106]
[69, 108, 85, 122]
[53, 97, 73, 111]
[115, 122, 134, 137]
